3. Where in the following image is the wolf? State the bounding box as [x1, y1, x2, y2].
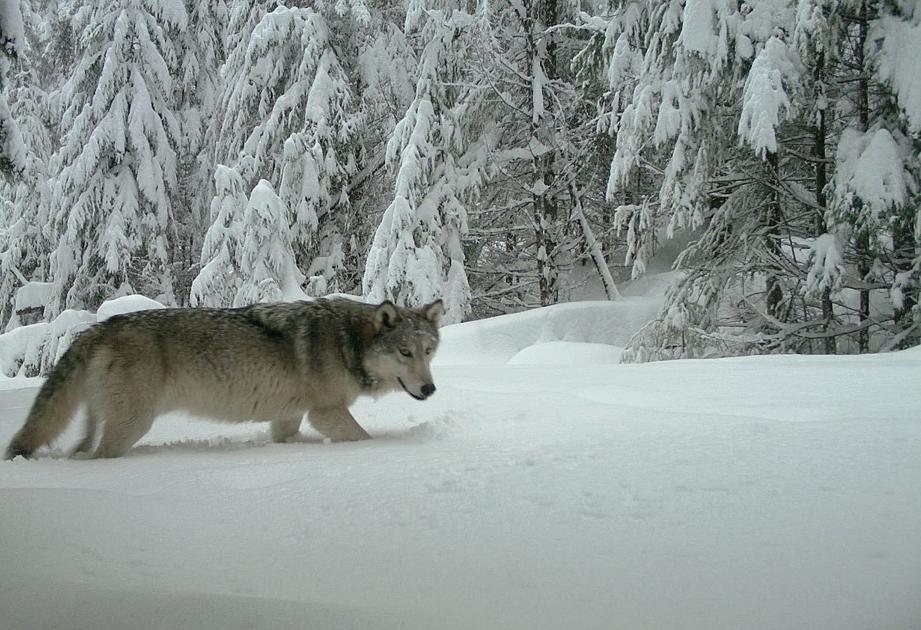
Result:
[4, 298, 444, 459]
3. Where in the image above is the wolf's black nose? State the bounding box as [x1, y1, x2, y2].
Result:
[421, 383, 436, 398]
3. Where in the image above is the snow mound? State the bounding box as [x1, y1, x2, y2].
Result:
[13, 281, 53, 311]
[0, 310, 94, 377]
[96, 295, 167, 322]
[403, 414, 462, 440]
[436, 298, 661, 365]
[508, 341, 623, 365]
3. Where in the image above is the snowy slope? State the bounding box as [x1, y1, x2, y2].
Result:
[1, 301, 920, 630]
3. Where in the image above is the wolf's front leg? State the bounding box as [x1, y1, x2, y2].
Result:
[307, 407, 371, 442]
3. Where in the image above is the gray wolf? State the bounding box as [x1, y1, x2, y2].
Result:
[5, 298, 444, 459]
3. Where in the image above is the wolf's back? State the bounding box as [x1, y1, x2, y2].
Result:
[4, 326, 100, 459]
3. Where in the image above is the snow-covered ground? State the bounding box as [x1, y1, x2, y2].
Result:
[1, 297, 920, 630]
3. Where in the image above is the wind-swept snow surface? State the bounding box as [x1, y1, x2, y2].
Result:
[1, 303, 919, 630]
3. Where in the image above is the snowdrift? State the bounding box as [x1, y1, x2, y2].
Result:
[436, 297, 662, 365]
[0, 295, 166, 377]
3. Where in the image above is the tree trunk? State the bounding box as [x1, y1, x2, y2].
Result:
[892, 218, 919, 348]
[856, 0, 871, 352]
[814, 49, 835, 354]
[765, 151, 784, 322]
[571, 183, 620, 300]
[526, 0, 559, 307]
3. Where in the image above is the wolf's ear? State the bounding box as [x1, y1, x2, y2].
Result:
[373, 301, 400, 330]
[422, 300, 445, 327]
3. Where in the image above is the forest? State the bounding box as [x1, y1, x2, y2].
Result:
[0, 0, 918, 363]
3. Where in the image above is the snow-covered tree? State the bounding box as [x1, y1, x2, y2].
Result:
[362, 4, 488, 323]
[0, 76, 51, 329]
[828, 0, 921, 350]
[0, 0, 25, 178]
[233, 179, 305, 306]
[872, 0, 921, 347]
[189, 164, 246, 307]
[0, 0, 53, 328]
[172, 0, 228, 303]
[588, 0, 839, 361]
[589, 0, 920, 360]
[211, 4, 364, 298]
[48, 0, 187, 315]
[794, 0, 839, 353]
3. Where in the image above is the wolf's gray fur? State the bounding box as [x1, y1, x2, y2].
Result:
[5, 298, 444, 459]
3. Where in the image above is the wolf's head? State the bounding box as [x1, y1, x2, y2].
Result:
[364, 300, 444, 400]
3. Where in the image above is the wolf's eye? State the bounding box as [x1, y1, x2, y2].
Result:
[425, 347, 432, 355]
[399, 348, 413, 358]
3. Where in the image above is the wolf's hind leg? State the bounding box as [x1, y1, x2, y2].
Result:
[308, 408, 371, 442]
[271, 416, 303, 443]
[71, 410, 99, 457]
[93, 396, 156, 459]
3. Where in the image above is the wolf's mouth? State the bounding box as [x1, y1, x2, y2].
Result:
[398, 378, 426, 401]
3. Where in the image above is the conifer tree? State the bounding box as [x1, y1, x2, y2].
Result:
[173, 0, 228, 302]
[0, 0, 52, 328]
[189, 164, 246, 307]
[212, 4, 363, 297]
[48, 0, 187, 314]
[234, 179, 305, 306]
[0, 0, 25, 178]
[362, 3, 488, 323]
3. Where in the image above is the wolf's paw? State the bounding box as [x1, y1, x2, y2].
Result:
[327, 431, 372, 443]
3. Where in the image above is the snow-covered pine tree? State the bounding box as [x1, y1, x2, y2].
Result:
[0, 0, 53, 329]
[233, 179, 306, 306]
[172, 0, 228, 304]
[212, 3, 363, 298]
[0, 0, 25, 178]
[794, 0, 840, 354]
[278, 27, 361, 295]
[48, 0, 187, 315]
[594, 0, 751, 361]
[362, 1, 489, 323]
[871, 0, 921, 347]
[189, 164, 246, 307]
[598, 1, 833, 361]
[345, 19, 423, 290]
[829, 0, 920, 350]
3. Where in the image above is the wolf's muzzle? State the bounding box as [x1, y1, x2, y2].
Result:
[399, 378, 436, 400]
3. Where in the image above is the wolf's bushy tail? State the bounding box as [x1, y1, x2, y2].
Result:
[5, 329, 97, 459]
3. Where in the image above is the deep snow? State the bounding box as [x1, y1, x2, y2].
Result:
[0, 300, 919, 630]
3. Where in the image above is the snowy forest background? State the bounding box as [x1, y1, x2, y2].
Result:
[0, 0, 918, 368]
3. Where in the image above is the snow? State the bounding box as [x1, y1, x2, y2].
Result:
[0, 309, 95, 377]
[507, 340, 624, 365]
[834, 127, 911, 219]
[0, 321, 48, 376]
[95, 294, 166, 322]
[436, 299, 661, 365]
[0, 0, 25, 54]
[679, 0, 715, 55]
[235, 179, 307, 305]
[2, 299, 918, 629]
[806, 232, 845, 294]
[12, 280, 52, 311]
[738, 37, 795, 158]
[874, 13, 921, 134]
